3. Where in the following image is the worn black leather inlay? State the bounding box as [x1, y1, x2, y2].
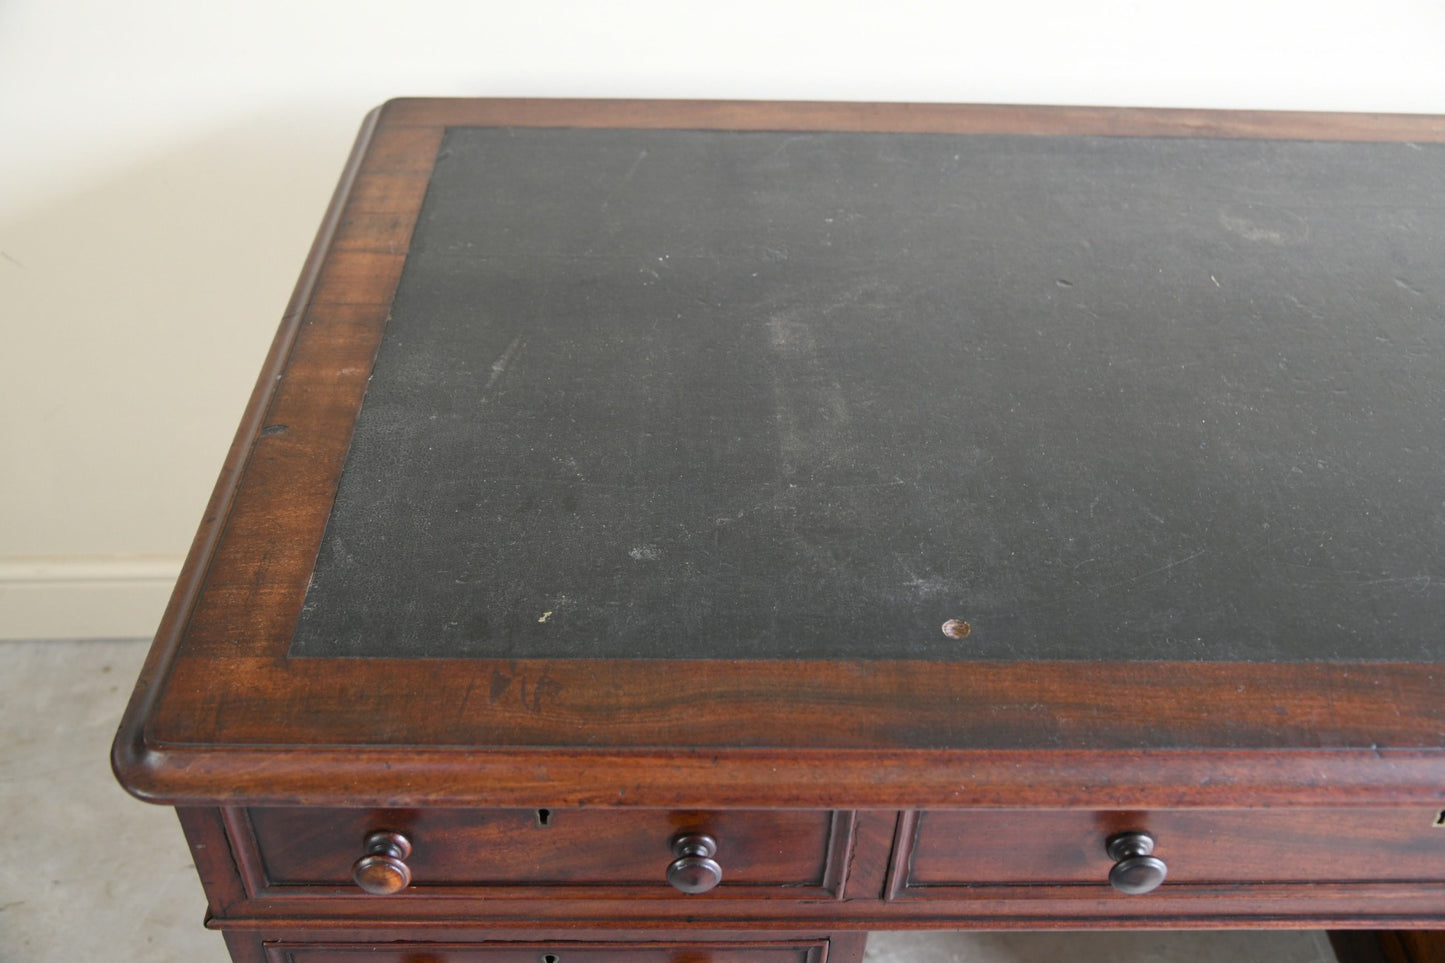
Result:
[290, 127, 1445, 660]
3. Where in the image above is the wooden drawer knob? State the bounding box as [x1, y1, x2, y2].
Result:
[351, 830, 413, 895]
[667, 833, 722, 894]
[1106, 831, 1167, 895]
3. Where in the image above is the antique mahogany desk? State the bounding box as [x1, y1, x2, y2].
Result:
[115, 100, 1445, 962]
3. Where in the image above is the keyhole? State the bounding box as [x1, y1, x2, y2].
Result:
[542, 955, 560, 963]
[536, 808, 552, 827]
[1433, 810, 1445, 828]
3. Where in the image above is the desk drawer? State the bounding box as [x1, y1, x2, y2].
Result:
[268, 941, 826, 963]
[235, 808, 851, 900]
[893, 808, 1445, 897]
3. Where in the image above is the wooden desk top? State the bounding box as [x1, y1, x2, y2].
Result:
[114, 100, 1445, 811]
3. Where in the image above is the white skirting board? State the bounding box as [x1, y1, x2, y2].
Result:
[0, 557, 182, 640]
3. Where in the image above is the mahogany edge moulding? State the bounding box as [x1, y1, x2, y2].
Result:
[113, 99, 1445, 809]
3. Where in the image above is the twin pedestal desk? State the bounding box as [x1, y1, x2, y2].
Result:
[114, 99, 1445, 962]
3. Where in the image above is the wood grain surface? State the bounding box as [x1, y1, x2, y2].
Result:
[115, 99, 1445, 816]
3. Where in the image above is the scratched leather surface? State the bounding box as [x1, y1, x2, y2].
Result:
[290, 127, 1445, 660]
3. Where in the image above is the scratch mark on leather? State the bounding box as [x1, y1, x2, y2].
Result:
[481, 335, 525, 398]
[1029, 549, 1208, 611]
[601, 149, 649, 210]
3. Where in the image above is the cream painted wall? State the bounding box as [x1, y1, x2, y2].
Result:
[2, 0, 1444, 638]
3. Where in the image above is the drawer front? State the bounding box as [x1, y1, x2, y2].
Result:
[237, 808, 851, 900]
[268, 941, 826, 962]
[893, 808, 1445, 897]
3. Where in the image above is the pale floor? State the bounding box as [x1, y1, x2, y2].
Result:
[0, 639, 1340, 962]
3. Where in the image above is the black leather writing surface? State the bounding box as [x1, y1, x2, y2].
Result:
[291, 127, 1445, 660]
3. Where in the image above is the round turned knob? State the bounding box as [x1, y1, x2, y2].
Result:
[666, 833, 722, 894]
[1106, 831, 1167, 895]
[351, 830, 413, 895]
